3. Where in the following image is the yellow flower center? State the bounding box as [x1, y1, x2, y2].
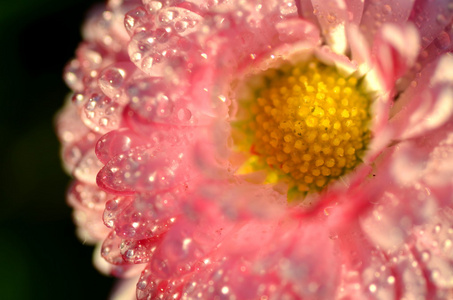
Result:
[233, 60, 371, 198]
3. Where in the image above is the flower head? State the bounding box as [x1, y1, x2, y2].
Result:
[56, 0, 453, 299]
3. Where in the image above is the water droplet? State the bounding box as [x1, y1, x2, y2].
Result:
[434, 224, 442, 233]
[326, 13, 336, 23]
[64, 59, 84, 91]
[177, 108, 192, 121]
[221, 286, 229, 294]
[125, 249, 135, 258]
[145, 0, 163, 12]
[99, 66, 126, 93]
[155, 94, 174, 117]
[137, 279, 147, 290]
[436, 14, 448, 25]
[434, 31, 451, 50]
[159, 9, 178, 24]
[175, 20, 189, 32]
[421, 251, 431, 262]
[443, 239, 452, 250]
[100, 117, 109, 126]
[72, 93, 85, 106]
[102, 246, 111, 255]
[431, 269, 440, 280]
[119, 225, 136, 238]
[279, 2, 296, 16]
[80, 45, 103, 69]
[329, 234, 338, 240]
[124, 6, 147, 35]
[131, 51, 142, 63]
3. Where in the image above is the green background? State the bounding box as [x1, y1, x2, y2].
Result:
[0, 0, 117, 299]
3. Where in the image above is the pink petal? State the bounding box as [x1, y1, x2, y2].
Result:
[127, 6, 203, 77]
[101, 231, 132, 266]
[344, 0, 364, 24]
[307, 0, 363, 53]
[136, 216, 340, 299]
[415, 26, 453, 75]
[63, 59, 85, 92]
[275, 17, 321, 45]
[314, 45, 357, 73]
[105, 188, 184, 240]
[360, 0, 416, 43]
[98, 61, 139, 105]
[74, 148, 105, 185]
[409, 0, 453, 49]
[119, 235, 165, 265]
[298, 0, 319, 24]
[61, 131, 99, 173]
[371, 23, 420, 92]
[100, 231, 145, 277]
[390, 54, 453, 140]
[359, 121, 453, 251]
[124, 76, 214, 126]
[55, 98, 90, 145]
[412, 207, 453, 293]
[95, 128, 149, 165]
[66, 181, 111, 244]
[97, 144, 199, 195]
[82, 3, 130, 53]
[311, 0, 349, 53]
[347, 24, 372, 73]
[80, 92, 123, 134]
[76, 42, 110, 73]
[193, 180, 287, 220]
[67, 180, 111, 211]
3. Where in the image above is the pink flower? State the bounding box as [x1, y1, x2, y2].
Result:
[56, 0, 453, 299]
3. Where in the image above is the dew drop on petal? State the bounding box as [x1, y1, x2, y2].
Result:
[99, 66, 126, 95]
[421, 251, 431, 262]
[434, 31, 451, 50]
[382, 4, 392, 15]
[124, 6, 148, 36]
[64, 59, 84, 91]
[177, 108, 192, 121]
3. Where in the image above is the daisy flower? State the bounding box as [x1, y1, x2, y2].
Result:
[56, 0, 453, 299]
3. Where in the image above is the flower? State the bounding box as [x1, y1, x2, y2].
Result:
[56, 0, 453, 299]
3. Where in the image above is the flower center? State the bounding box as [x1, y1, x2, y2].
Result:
[233, 60, 371, 197]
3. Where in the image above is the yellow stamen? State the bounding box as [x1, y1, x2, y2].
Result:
[233, 60, 371, 197]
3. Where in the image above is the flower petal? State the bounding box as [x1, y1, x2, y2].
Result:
[97, 145, 198, 195]
[311, 0, 349, 53]
[360, 0, 415, 43]
[412, 207, 453, 293]
[372, 23, 420, 92]
[95, 128, 149, 165]
[390, 54, 453, 140]
[55, 97, 90, 146]
[409, 0, 453, 49]
[105, 189, 184, 240]
[74, 148, 105, 185]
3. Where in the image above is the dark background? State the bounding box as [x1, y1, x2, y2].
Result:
[0, 0, 116, 299]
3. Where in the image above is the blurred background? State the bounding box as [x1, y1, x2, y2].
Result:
[0, 0, 116, 299]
